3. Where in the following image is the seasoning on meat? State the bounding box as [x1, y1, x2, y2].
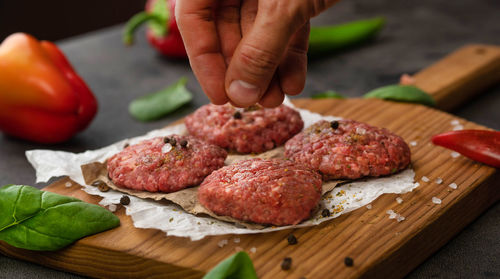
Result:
[321, 209, 331, 217]
[285, 120, 411, 180]
[107, 135, 227, 193]
[198, 158, 322, 225]
[185, 104, 304, 153]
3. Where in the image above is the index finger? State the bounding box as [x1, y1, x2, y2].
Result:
[176, 0, 228, 104]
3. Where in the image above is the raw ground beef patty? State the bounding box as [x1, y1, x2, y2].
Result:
[184, 104, 303, 153]
[107, 135, 227, 193]
[285, 120, 411, 180]
[198, 158, 322, 225]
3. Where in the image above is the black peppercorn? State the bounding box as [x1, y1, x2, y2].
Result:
[170, 138, 177, 146]
[287, 234, 298, 245]
[124, 143, 130, 148]
[344, 257, 354, 267]
[321, 209, 331, 217]
[97, 183, 110, 192]
[233, 111, 242, 119]
[281, 257, 292, 270]
[180, 139, 188, 148]
[120, 195, 130, 205]
[163, 137, 170, 144]
[330, 121, 339, 129]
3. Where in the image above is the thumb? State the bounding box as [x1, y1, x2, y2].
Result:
[225, 6, 303, 107]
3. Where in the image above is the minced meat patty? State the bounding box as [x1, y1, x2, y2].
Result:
[107, 135, 227, 193]
[184, 104, 303, 154]
[198, 158, 322, 225]
[285, 120, 411, 180]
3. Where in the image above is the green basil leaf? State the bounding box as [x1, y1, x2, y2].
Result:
[0, 184, 120, 251]
[129, 77, 193, 121]
[203, 251, 258, 279]
[308, 17, 385, 57]
[311, 90, 345, 99]
[363, 85, 436, 107]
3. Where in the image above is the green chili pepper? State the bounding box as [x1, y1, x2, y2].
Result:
[363, 85, 436, 107]
[311, 90, 345, 99]
[308, 17, 385, 57]
[129, 77, 193, 121]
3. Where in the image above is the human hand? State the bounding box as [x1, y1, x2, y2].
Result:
[176, 0, 339, 107]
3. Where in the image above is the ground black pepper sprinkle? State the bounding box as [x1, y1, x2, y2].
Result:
[233, 111, 242, 119]
[120, 195, 130, 205]
[330, 120, 339, 129]
[322, 209, 331, 217]
[163, 137, 170, 144]
[344, 257, 354, 267]
[287, 234, 298, 245]
[180, 139, 188, 148]
[281, 257, 292, 270]
[170, 138, 177, 146]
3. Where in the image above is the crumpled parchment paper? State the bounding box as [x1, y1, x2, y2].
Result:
[26, 99, 418, 241]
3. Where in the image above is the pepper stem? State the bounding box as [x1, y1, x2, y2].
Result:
[123, 11, 166, 45]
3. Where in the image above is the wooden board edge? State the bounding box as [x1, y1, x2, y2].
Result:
[359, 171, 500, 279]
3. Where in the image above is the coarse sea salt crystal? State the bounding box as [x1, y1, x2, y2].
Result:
[432, 197, 442, 204]
[396, 197, 403, 204]
[386, 209, 394, 215]
[415, 182, 420, 187]
[409, 141, 417, 146]
[451, 152, 460, 158]
[449, 183, 458, 189]
[65, 181, 72, 187]
[217, 239, 228, 248]
[161, 143, 172, 154]
[366, 204, 372, 210]
[450, 120, 460, 126]
[397, 215, 406, 222]
[250, 247, 257, 253]
[108, 204, 117, 212]
[452, 125, 464, 131]
[234, 237, 240, 243]
[356, 127, 366, 135]
[435, 177, 443, 184]
[421, 176, 430, 182]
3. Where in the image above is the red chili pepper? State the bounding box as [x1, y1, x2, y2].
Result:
[431, 130, 500, 168]
[0, 33, 98, 144]
[123, 0, 186, 58]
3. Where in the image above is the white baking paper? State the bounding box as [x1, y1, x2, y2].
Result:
[26, 98, 418, 241]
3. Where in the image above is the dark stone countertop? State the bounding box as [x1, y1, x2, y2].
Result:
[1, 0, 499, 278]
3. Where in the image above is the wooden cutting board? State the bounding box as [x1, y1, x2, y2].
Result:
[1, 45, 499, 279]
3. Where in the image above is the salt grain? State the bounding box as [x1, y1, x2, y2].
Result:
[217, 239, 228, 248]
[250, 247, 257, 253]
[409, 141, 417, 146]
[415, 182, 420, 187]
[108, 204, 117, 212]
[421, 176, 430, 182]
[366, 204, 372, 210]
[432, 197, 442, 204]
[452, 125, 464, 131]
[356, 127, 366, 135]
[396, 197, 403, 204]
[161, 143, 173, 154]
[435, 177, 443, 184]
[386, 209, 394, 215]
[233, 237, 240, 243]
[65, 181, 72, 187]
[450, 120, 460, 126]
[396, 215, 406, 222]
[451, 152, 461, 158]
[449, 183, 458, 189]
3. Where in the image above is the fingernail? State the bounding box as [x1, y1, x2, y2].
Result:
[228, 80, 260, 106]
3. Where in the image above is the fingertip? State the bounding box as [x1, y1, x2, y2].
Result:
[227, 79, 261, 107]
[258, 79, 285, 108]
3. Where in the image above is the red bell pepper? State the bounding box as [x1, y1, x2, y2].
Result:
[0, 33, 98, 144]
[123, 0, 187, 58]
[432, 130, 500, 168]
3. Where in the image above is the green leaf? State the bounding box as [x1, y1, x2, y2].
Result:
[363, 85, 436, 106]
[0, 184, 120, 251]
[203, 252, 258, 279]
[129, 77, 193, 121]
[308, 17, 385, 57]
[311, 90, 345, 99]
